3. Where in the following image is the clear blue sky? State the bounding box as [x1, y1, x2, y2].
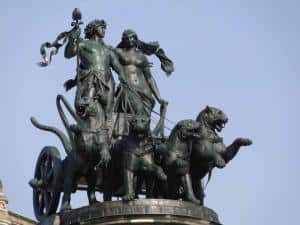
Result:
[0, 1, 299, 224]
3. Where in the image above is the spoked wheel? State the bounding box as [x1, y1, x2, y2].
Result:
[31, 146, 62, 221]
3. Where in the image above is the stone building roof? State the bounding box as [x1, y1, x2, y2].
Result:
[0, 179, 37, 225]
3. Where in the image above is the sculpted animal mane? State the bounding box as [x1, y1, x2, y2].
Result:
[196, 106, 228, 135]
[167, 120, 184, 146]
[167, 120, 200, 147]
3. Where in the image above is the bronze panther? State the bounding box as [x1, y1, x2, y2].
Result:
[103, 114, 167, 201]
[190, 106, 252, 205]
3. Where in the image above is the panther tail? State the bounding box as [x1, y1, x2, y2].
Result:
[30, 117, 72, 154]
[204, 163, 214, 189]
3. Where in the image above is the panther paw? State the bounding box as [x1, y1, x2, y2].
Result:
[70, 124, 80, 133]
[60, 202, 72, 212]
[157, 171, 167, 181]
[215, 157, 226, 168]
[235, 138, 252, 147]
[122, 193, 135, 201]
[175, 158, 187, 168]
[29, 178, 44, 188]
[97, 151, 111, 168]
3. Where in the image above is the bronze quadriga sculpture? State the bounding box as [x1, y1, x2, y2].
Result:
[29, 8, 252, 225]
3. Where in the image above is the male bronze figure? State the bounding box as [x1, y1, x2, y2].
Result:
[64, 19, 126, 121]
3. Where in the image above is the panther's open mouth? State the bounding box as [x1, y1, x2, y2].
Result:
[77, 105, 87, 118]
[215, 119, 227, 132]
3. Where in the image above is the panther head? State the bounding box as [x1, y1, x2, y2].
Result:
[129, 114, 150, 138]
[170, 119, 201, 141]
[75, 96, 97, 119]
[196, 106, 228, 132]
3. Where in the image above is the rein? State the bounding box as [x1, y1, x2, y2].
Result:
[122, 83, 176, 126]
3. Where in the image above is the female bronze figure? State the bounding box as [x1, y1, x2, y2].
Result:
[114, 29, 174, 118]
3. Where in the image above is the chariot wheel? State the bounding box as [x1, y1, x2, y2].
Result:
[32, 146, 62, 220]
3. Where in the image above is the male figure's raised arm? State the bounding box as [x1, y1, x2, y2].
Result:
[63, 28, 81, 91]
[64, 28, 81, 59]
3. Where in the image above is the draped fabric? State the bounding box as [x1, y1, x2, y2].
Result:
[114, 85, 155, 117]
[75, 68, 112, 111]
[37, 31, 72, 67]
[137, 40, 174, 76]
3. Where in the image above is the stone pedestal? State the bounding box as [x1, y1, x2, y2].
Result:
[41, 199, 221, 225]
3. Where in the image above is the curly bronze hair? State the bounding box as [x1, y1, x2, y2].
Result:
[84, 19, 107, 39]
